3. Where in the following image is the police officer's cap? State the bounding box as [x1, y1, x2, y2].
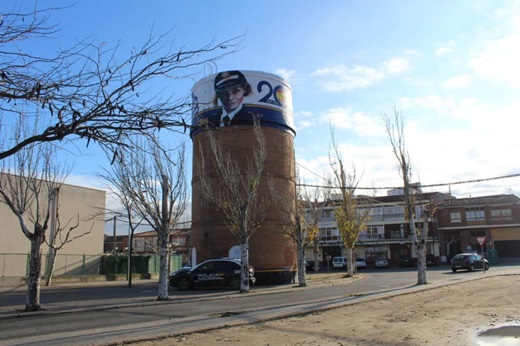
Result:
[214, 70, 247, 92]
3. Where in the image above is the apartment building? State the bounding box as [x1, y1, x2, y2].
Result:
[307, 186, 454, 266]
[437, 194, 520, 261]
[306, 186, 520, 266]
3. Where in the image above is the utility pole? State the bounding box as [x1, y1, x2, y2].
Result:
[112, 215, 117, 255]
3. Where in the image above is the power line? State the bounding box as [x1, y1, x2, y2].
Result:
[297, 172, 520, 191]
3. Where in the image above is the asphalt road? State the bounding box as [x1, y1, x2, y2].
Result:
[0, 264, 518, 346]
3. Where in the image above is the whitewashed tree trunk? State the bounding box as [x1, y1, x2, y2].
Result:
[26, 225, 45, 311]
[416, 221, 428, 285]
[297, 238, 306, 287]
[313, 242, 320, 272]
[45, 249, 58, 287]
[240, 242, 250, 292]
[157, 235, 169, 300]
[346, 247, 355, 277]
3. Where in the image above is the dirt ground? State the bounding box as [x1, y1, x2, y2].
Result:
[134, 275, 520, 346]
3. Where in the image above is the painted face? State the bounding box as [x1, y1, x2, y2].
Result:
[217, 86, 246, 112]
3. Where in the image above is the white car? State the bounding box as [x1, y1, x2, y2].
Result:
[355, 258, 367, 269]
[332, 256, 347, 269]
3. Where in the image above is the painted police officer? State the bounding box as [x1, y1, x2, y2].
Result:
[212, 70, 254, 127]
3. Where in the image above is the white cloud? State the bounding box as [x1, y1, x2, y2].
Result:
[399, 95, 458, 113]
[468, 34, 520, 88]
[276, 68, 296, 81]
[320, 108, 385, 137]
[312, 58, 411, 91]
[435, 47, 453, 56]
[383, 58, 410, 75]
[440, 74, 472, 89]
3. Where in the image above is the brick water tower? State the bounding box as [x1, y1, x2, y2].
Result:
[190, 70, 296, 284]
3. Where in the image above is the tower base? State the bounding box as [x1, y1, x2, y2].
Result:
[254, 268, 296, 285]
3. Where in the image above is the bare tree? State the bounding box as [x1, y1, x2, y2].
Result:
[383, 106, 427, 285]
[0, 5, 241, 161]
[106, 139, 187, 300]
[0, 140, 68, 311]
[196, 120, 268, 293]
[269, 173, 322, 287]
[328, 128, 371, 277]
[99, 166, 146, 288]
[44, 206, 94, 286]
[304, 186, 327, 273]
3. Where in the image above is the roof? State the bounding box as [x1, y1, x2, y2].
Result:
[439, 194, 520, 207]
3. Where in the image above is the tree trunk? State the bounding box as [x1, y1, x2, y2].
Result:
[346, 247, 354, 277]
[416, 221, 428, 285]
[240, 242, 250, 293]
[156, 174, 169, 301]
[26, 225, 45, 311]
[45, 248, 58, 287]
[297, 241, 306, 287]
[313, 242, 320, 272]
[157, 232, 169, 301]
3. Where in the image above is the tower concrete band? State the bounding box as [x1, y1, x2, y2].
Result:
[190, 70, 296, 284]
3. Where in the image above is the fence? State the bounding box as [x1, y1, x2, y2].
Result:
[0, 253, 184, 278]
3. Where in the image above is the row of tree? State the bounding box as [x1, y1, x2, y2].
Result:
[0, 5, 238, 311]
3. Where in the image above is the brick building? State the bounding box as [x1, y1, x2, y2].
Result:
[437, 194, 520, 261]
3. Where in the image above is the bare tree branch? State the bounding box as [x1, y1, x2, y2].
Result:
[0, 5, 243, 160]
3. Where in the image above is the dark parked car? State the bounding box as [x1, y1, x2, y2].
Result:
[399, 255, 414, 267]
[169, 258, 256, 290]
[375, 257, 390, 268]
[426, 254, 437, 266]
[305, 260, 315, 272]
[451, 253, 489, 272]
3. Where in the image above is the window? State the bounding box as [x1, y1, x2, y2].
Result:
[319, 227, 336, 241]
[383, 206, 405, 220]
[466, 208, 485, 222]
[491, 208, 512, 220]
[322, 210, 333, 219]
[450, 212, 462, 223]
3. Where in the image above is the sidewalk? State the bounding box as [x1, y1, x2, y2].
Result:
[0, 272, 356, 320]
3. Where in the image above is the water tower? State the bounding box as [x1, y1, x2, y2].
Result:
[190, 70, 296, 284]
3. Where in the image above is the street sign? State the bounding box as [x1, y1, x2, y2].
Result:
[476, 236, 487, 246]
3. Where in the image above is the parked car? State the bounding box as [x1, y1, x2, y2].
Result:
[451, 253, 489, 272]
[426, 254, 437, 266]
[375, 257, 390, 268]
[355, 258, 367, 269]
[332, 256, 347, 270]
[305, 260, 314, 272]
[399, 255, 414, 267]
[169, 258, 256, 290]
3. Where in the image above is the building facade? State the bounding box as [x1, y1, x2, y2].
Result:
[305, 187, 454, 266]
[437, 194, 520, 261]
[306, 189, 520, 266]
[0, 175, 106, 279]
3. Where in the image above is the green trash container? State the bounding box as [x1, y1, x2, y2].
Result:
[488, 249, 498, 264]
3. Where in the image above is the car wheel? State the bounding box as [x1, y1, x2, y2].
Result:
[177, 277, 192, 290]
[230, 277, 241, 290]
[452, 268, 457, 273]
[485, 263, 490, 270]
[469, 263, 475, 272]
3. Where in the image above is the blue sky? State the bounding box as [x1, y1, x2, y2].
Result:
[4, 1, 520, 206]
